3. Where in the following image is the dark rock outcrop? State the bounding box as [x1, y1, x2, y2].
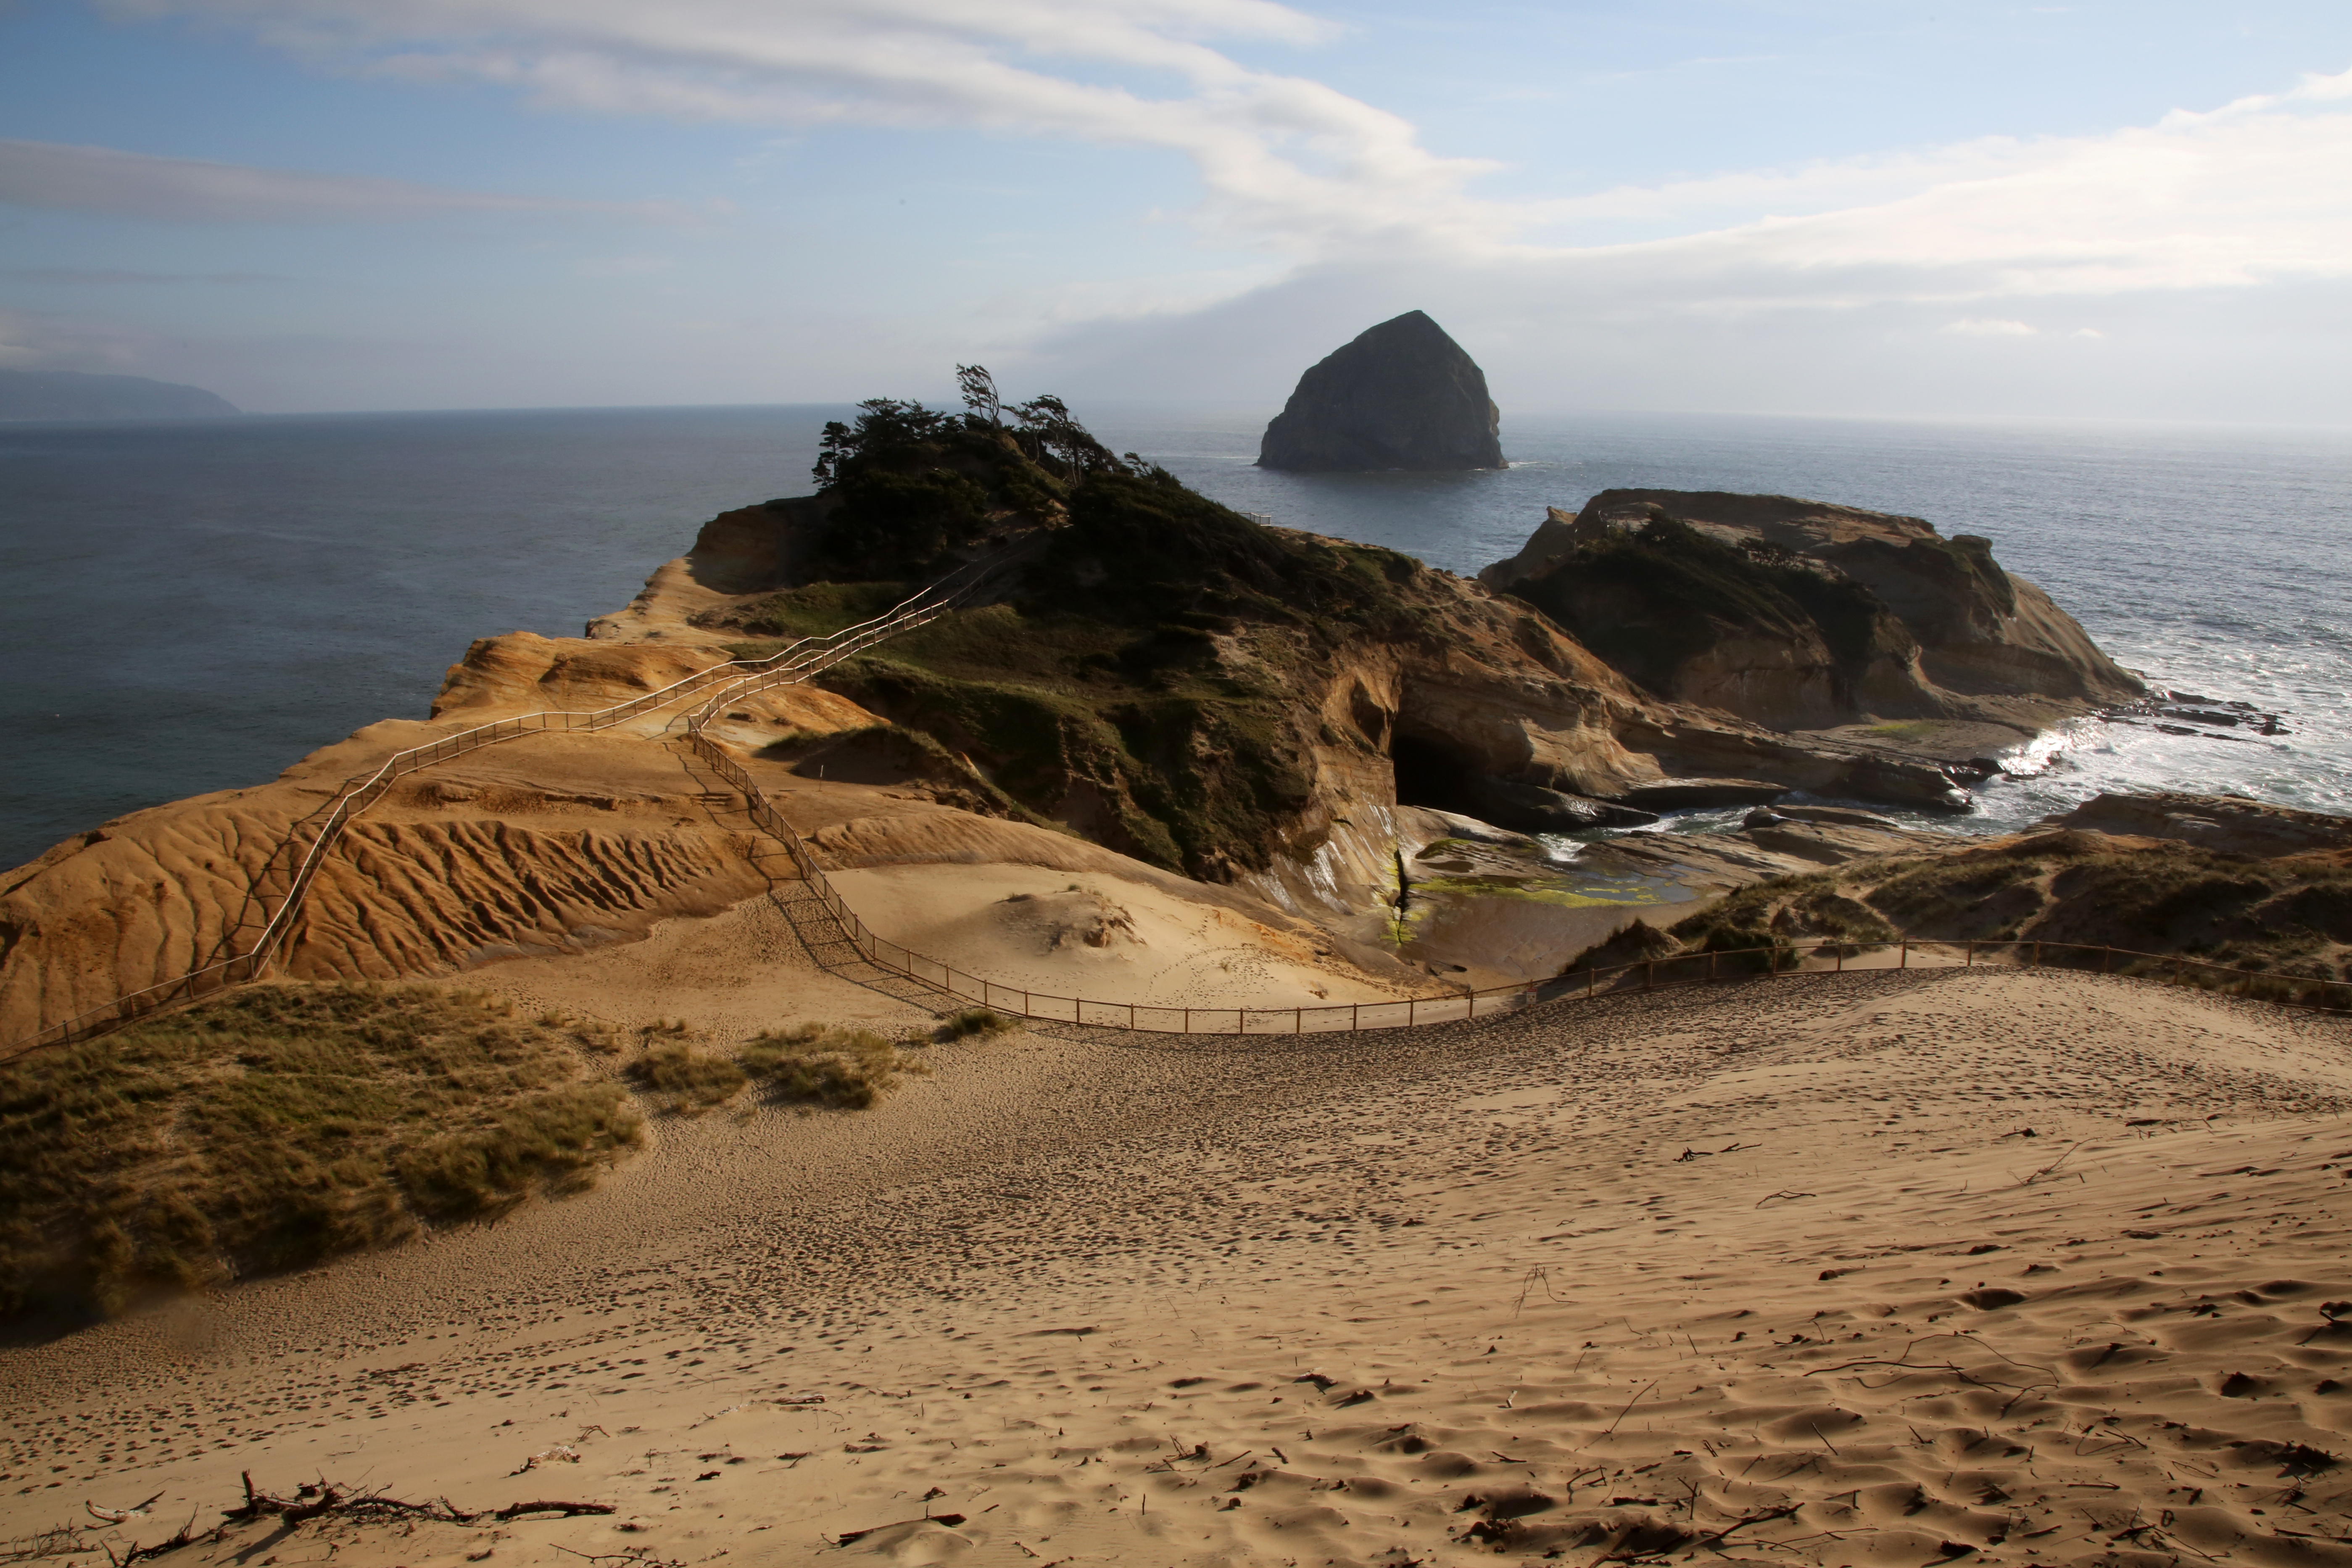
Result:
[1463, 776, 1658, 834]
[1480, 490, 2144, 732]
[0, 369, 237, 421]
[2054, 791, 2352, 858]
[1258, 311, 1504, 472]
[1611, 791, 2352, 995]
[1616, 778, 1790, 809]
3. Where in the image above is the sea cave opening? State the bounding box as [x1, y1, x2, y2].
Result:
[1389, 733, 1485, 819]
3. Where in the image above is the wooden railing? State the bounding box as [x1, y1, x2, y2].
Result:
[1557, 937, 2352, 1014]
[677, 727, 1533, 1034]
[1, 555, 1007, 1059]
[13, 535, 2344, 1058]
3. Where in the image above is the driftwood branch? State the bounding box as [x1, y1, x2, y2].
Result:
[99, 1515, 200, 1568]
[3, 1527, 96, 1565]
[222, 1474, 614, 1531]
[494, 1503, 619, 1522]
[547, 1543, 682, 1568]
[2015, 1140, 2086, 1187]
[1691, 1504, 1802, 1552]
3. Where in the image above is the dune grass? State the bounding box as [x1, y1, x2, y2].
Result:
[738, 1024, 928, 1109]
[625, 1040, 749, 1111]
[936, 1006, 1017, 1041]
[1669, 873, 1898, 970]
[0, 983, 641, 1322]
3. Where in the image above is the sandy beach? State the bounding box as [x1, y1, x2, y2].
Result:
[6, 964, 2349, 1568]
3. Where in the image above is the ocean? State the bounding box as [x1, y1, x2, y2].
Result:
[4, 403, 2348, 871]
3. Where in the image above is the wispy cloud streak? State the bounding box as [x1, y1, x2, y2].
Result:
[106, 1, 2352, 317]
[105, 0, 1498, 250]
[0, 137, 685, 223]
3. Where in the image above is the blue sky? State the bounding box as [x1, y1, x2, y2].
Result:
[1, 0, 2348, 420]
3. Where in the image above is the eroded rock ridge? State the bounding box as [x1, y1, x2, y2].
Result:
[1480, 488, 2145, 733]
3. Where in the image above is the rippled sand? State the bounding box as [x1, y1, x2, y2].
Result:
[5, 967, 2349, 1568]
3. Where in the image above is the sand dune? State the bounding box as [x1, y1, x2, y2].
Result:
[4, 968, 2349, 1568]
[828, 863, 1409, 1011]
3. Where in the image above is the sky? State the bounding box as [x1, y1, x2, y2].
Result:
[1, 0, 2349, 423]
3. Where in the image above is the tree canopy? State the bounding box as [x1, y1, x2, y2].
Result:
[806, 366, 1155, 577]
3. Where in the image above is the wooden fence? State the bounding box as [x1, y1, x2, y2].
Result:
[1559, 936, 2352, 1014]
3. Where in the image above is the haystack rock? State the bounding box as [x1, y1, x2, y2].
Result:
[1258, 310, 1504, 472]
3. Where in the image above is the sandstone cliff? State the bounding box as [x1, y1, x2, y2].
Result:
[1480, 489, 2144, 733]
[1257, 311, 1504, 472]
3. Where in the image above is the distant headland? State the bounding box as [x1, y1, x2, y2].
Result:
[0, 368, 238, 421]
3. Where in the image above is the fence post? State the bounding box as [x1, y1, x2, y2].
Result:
[1408, 996, 1416, 1026]
[1184, 1007, 1190, 1033]
[1900, 941, 1909, 970]
[1586, 969, 1595, 999]
[2033, 941, 2041, 969]
[1295, 1006, 1302, 1033]
[1709, 950, 1718, 983]
[1352, 1002, 1359, 1031]
[1645, 960, 1654, 991]
[1967, 940, 1975, 967]
[1835, 943, 1843, 972]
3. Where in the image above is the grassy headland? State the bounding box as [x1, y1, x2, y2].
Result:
[700, 379, 1459, 880]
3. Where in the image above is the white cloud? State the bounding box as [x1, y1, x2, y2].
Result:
[102, 1, 2352, 314]
[41, 6, 2352, 418]
[106, 0, 1495, 252]
[0, 137, 685, 223]
[1730, 106, 2352, 297]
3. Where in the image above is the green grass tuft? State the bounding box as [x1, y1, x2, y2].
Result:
[936, 1007, 1017, 1040]
[624, 1041, 750, 1112]
[738, 1024, 928, 1109]
[0, 983, 641, 1322]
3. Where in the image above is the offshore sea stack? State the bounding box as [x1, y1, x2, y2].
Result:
[1258, 310, 1504, 472]
[1479, 488, 2146, 732]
